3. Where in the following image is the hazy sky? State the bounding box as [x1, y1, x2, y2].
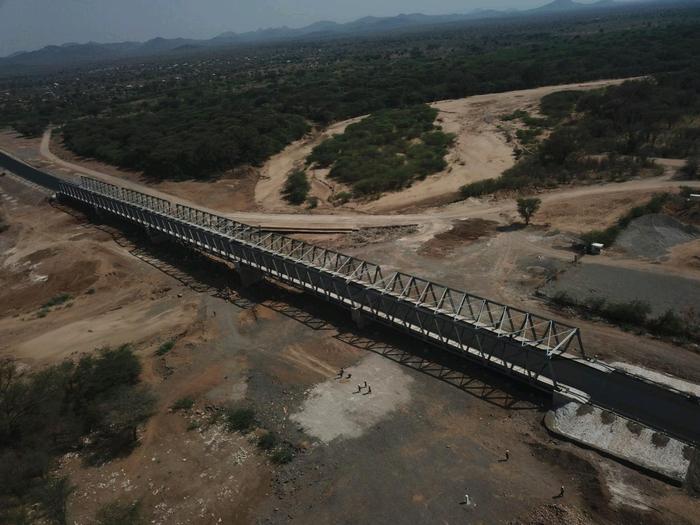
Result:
[0, 0, 604, 57]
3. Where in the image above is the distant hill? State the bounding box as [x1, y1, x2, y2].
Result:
[532, 0, 618, 12]
[0, 0, 676, 73]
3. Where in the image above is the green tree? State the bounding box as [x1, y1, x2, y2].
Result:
[516, 197, 542, 225]
[34, 476, 75, 525]
[681, 157, 699, 180]
[98, 386, 156, 453]
[96, 500, 143, 525]
[282, 170, 310, 205]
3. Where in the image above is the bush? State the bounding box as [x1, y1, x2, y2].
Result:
[309, 104, 454, 198]
[224, 407, 256, 433]
[155, 340, 175, 356]
[96, 500, 143, 525]
[680, 157, 699, 180]
[601, 300, 651, 326]
[540, 90, 585, 122]
[271, 444, 294, 465]
[460, 178, 505, 198]
[580, 192, 669, 248]
[257, 431, 277, 451]
[331, 191, 351, 205]
[551, 291, 576, 307]
[0, 344, 155, 518]
[33, 476, 75, 525]
[42, 293, 72, 309]
[171, 396, 194, 411]
[282, 170, 310, 205]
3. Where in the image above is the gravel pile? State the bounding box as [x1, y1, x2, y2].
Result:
[615, 213, 698, 259]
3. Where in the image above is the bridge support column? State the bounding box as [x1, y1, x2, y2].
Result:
[351, 307, 369, 329]
[235, 263, 263, 288]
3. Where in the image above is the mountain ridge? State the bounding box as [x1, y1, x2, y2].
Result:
[0, 0, 667, 71]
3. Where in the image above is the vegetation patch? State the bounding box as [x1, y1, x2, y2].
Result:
[282, 169, 310, 205]
[0, 345, 155, 523]
[155, 339, 176, 356]
[550, 291, 700, 343]
[42, 293, 72, 309]
[600, 410, 616, 425]
[224, 407, 256, 433]
[3, 12, 700, 180]
[96, 499, 143, 525]
[626, 420, 643, 436]
[308, 104, 454, 198]
[257, 431, 277, 451]
[651, 432, 670, 448]
[171, 396, 195, 411]
[270, 443, 295, 465]
[580, 193, 670, 247]
[462, 68, 700, 198]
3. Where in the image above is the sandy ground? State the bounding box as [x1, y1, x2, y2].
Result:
[253, 78, 631, 213]
[255, 116, 365, 212]
[2, 124, 699, 233]
[0, 177, 197, 363]
[3, 175, 700, 524]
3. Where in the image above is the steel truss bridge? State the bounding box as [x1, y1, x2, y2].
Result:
[1, 150, 698, 446]
[62, 175, 586, 397]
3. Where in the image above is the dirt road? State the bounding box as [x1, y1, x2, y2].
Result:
[29, 128, 700, 233]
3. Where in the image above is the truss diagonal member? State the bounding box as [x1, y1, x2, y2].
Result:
[545, 328, 579, 357]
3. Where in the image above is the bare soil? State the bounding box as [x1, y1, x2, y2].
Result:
[251, 78, 631, 214]
[419, 218, 499, 257]
[3, 176, 699, 524]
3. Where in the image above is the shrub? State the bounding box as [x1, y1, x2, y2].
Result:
[680, 157, 699, 180]
[331, 191, 351, 205]
[601, 300, 651, 326]
[96, 500, 143, 525]
[155, 340, 175, 356]
[257, 431, 277, 451]
[171, 396, 194, 411]
[224, 407, 256, 433]
[460, 178, 504, 198]
[42, 293, 72, 309]
[33, 476, 75, 525]
[540, 90, 585, 122]
[551, 291, 576, 307]
[282, 170, 311, 205]
[271, 444, 294, 465]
